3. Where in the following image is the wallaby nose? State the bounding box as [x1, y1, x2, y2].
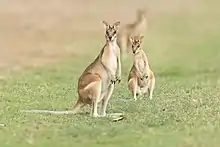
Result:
[109, 36, 112, 40]
[133, 51, 135, 54]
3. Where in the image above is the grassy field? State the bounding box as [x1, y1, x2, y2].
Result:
[1, 0, 220, 147]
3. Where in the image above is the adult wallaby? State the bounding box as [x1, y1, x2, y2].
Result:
[21, 21, 122, 118]
[128, 35, 155, 101]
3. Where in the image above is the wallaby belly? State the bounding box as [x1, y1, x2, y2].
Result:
[106, 52, 118, 75]
[137, 58, 145, 73]
[95, 66, 112, 93]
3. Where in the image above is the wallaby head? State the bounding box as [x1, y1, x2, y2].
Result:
[130, 35, 144, 54]
[136, 8, 147, 20]
[103, 21, 120, 42]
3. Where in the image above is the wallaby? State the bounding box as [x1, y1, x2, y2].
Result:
[128, 35, 155, 101]
[21, 21, 122, 118]
[117, 8, 148, 59]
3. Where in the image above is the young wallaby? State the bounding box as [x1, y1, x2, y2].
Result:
[117, 8, 148, 59]
[128, 35, 155, 101]
[21, 21, 122, 118]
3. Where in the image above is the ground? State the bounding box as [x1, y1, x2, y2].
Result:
[1, 0, 220, 146]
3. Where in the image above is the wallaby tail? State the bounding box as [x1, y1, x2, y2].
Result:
[20, 99, 85, 115]
[20, 109, 76, 114]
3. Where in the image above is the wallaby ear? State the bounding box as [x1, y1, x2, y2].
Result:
[114, 21, 120, 27]
[113, 21, 120, 30]
[140, 35, 144, 40]
[140, 36, 144, 43]
[102, 21, 109, 29]
[130, 37, 134, 43]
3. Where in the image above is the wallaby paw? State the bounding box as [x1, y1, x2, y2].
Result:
[116, 76, 121, 83]
[111, 79, 116, 84]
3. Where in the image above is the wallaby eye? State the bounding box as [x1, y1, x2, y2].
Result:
[106, 31, 109, 36]
[137, 45, 140, 48]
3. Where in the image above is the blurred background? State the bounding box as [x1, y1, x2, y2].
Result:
[0, 0, 219, 75]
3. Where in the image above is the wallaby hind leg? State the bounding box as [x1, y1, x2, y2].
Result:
[72, 99, 86, 115]
[148, 77, 155, 100]
[128, 78, 139, 101]
[100, 84, 115, 117]
[88, 80, 102, 117]
[91, 100, 99, 117]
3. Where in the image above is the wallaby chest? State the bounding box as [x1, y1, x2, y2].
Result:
[102, 43, 118, 74]
[135, 54, 146, 73]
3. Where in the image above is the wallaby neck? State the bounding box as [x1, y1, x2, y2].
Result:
[134, 49, 144, 58]
[134, 15, 146, 28]
[134, 49, 149, 68]
[106, 39, 117, 50]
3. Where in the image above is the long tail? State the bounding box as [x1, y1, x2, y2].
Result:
[21, 99, 85, 115]
[20, 109, 76, 115]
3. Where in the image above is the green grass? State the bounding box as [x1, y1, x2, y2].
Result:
[1, 3, 220, 147]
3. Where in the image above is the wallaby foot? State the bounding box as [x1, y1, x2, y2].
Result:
[100, 84, 115, 117]
[91, 100, 100, 117]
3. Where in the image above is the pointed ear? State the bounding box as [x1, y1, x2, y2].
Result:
[140, 36, 144, 43]
[102, 21, 109, 29]
[113, 21, 120, 27]
[130, 37, 134, 43]
[113, 21, 120, 30]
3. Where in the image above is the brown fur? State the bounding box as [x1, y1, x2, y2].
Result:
[72, 21, 122, 117]
[117, 8, 148, 59]
[128, 35, 155, 100]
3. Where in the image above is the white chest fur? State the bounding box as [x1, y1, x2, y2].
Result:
[136, 58, 145, 74]
[102, 41, 118, 75]
[107, 42, 118, 73]
[134, 53, 145, 73]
